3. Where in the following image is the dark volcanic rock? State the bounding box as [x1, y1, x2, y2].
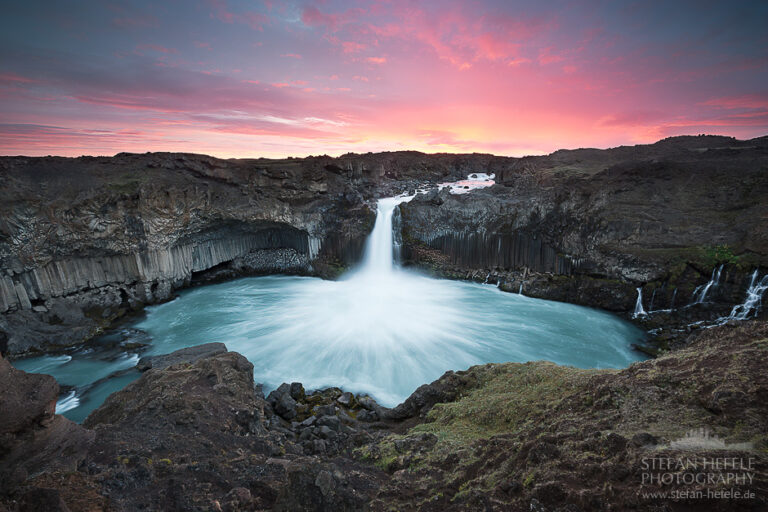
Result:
[0, 355, 93, 495]
[0, 153, 380, 356]
[399, 135, 768, 322]
[78, 348, 387, 511]
[360, 320, 768, 512]
[2, 321, 768, 511]
[136, 342, 228, 371]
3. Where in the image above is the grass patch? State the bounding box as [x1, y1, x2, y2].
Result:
[411, 362, 599, 450]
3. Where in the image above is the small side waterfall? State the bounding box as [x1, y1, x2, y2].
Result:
[632, 287, 647, 318]
[692, 264, 724, 304]
[719, 271, 768, 322]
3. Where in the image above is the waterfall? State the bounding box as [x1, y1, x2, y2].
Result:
[632, 288, 647, 318]
[692, 264, 724, 304]
[358, 195, 414, 275]
[649, 289, 657, 311]
[55, 390, 80, 414]
[720, 271, 768, 322]
[671, 288, 677, 308]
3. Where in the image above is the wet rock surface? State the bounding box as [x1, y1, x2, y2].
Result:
[1, 322, 767, 511]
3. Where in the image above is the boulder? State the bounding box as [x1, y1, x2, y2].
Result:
[136, 342, 228, 371]
[0, 355, 93, 495]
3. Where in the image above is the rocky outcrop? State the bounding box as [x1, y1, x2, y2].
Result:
[359, 320, 768, 511]
[135, 342, 227, 371]
[0, 354, 93, 496]
[80, 346, 388, 511]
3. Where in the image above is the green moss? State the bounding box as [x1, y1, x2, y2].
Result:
[701, 244, 739, 266]
[523, 472, 536, 487]
[107, 173, 147, 194]
[411, 362, 598, 449]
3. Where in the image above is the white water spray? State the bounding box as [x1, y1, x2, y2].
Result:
[718, 271, 768, 323]
[692, 264, 724, 304]
[55, 390, 80, 414]
[355, 195, 414, 275]
[633, 287, 647, 318]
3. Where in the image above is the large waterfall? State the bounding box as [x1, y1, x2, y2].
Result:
[357, 195, 414, 275]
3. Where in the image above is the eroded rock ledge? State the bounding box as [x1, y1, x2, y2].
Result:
[1, 321, 766, 511]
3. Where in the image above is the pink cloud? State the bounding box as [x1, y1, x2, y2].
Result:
[135, 44, 177, 54]
[701, 95, 768, 110]
[301, 6, 363, 32]
[538, 47, 564, 65]
[281, 53, 302, 59]
[0, 72, 38, 84]
[207, 0, 267, 30]
[342, 41, 366, 53]
[507, 57, 531, 67]
[367, 57, 387, 64]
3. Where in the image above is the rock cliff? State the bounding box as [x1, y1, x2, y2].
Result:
[400, 136, 768, 325]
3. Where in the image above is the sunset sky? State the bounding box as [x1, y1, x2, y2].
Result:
[1, 0, 767, 158]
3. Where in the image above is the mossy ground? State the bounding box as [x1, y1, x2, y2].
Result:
[362, 321, 768, 511]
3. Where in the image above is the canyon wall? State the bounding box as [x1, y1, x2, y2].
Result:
[0, 228, 316, 313]
[0, 153, 379, 354]
[399, 136, 768, 320]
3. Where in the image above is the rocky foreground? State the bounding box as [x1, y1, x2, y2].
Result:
[1, 320, 766, 511]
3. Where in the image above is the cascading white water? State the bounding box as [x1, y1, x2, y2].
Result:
[719, 271, 768, 322]
[692, 264, 724, 304]
[633, 287, 647, 318]
[356, 195, 414, 275]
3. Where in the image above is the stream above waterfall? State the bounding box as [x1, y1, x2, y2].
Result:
[12, 194, 647, 422]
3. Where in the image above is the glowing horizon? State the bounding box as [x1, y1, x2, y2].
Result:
[1, 0, 766, 158]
